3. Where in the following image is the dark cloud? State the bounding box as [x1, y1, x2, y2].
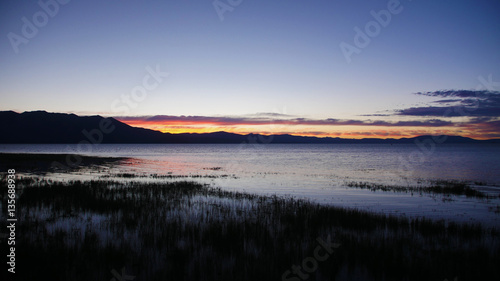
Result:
[414, 90, 495, 98]
[432, 99, 462, 104]
[397, 90, 500, 117]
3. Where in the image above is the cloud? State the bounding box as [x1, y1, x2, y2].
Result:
[116, 115, 454, 127]
[397, 90, 500, 117]
[359, 114, 392, 117]
[248, 112, 295, 118]
[432, 99, 462, 104]
[114, 113, 500, 139]
[113, 89, 500, 139]
[460, 118, 500, 138]
[414, 90, 494, 98]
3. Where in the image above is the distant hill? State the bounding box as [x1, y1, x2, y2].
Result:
[1, 111, 499, 144]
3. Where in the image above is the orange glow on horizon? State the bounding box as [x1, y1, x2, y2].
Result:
[112, 118, 493, 140]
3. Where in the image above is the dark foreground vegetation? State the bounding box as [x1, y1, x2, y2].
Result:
[1, 176, 499, 281]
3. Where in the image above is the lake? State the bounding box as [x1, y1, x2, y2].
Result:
[1, 143, 500, 226]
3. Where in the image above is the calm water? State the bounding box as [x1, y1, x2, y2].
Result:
[2, 143, 500, 226]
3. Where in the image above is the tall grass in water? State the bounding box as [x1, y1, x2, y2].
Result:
[345, 180, 498, 198]
[1, 177, 499, 281]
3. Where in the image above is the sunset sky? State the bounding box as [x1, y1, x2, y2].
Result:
[1, 0, 499, 139]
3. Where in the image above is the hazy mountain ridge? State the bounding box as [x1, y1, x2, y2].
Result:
[1, 111, 498, 144]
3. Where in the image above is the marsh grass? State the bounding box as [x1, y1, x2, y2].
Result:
[345, 180, 498, 199]
[0, 176, 499, 281]
[0, 152, 126, 174]
[100, 172, 237, 180]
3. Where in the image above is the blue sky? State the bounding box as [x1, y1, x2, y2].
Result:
[1, 0, 499, 138]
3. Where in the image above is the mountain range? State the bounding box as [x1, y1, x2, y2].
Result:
[1, 111, 498, 144]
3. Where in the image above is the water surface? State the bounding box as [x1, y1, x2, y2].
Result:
[1, 143, 499, 226]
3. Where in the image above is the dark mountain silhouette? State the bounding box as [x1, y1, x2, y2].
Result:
[0, 111, 498, 144]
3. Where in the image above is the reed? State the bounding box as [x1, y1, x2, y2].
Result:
[345, 180, 497, 198]
[0, 176, 498, 281]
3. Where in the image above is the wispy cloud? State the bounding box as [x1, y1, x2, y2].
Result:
[116, 115, 454, 127]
